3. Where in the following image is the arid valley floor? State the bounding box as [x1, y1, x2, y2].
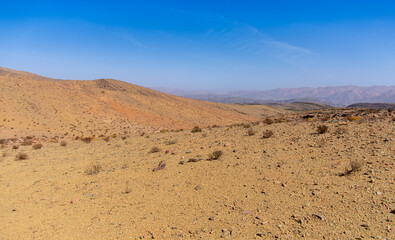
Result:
[1, 108, 394, 239]
[0, 68, 394, 239]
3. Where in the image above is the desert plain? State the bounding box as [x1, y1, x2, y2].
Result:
[0, 68, 394, 239]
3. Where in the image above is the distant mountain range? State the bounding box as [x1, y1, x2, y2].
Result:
[155, 85, 395, 107]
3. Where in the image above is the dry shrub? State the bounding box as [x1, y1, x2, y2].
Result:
[263, 118, 274, 125]
[348, 116, 361, 121]
[60, 141, 67, 147]
[317, 125, 329, 134]
[262, 130, 274, 139]
[0, 139, 5, 144]
[32, 143, 43, 150]
[149, 146, 161, 153]
[103, 136, 110, 142]
[2, 152, 7, 157]
[208, 150, 223, 160]
[335, 127, 348, 134]
[124, 180, 131, 194]
[247, 128, 256, 136]
[15, 152, 28, 161]
[243, 123, 251, 128]
[165, 139, 177, 145]
[85, 164, 102, 175]
[341, 160, 363, 176]
[191, 126, 202, 133]
[21, 140, 33, 146]
[81, 137, 92, 143]
[321, 116, 330, 122]
[12, 145, 19, 150]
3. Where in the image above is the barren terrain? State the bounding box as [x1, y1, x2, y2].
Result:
[1, 106, 394, 239]
[0, 67, 287, 140]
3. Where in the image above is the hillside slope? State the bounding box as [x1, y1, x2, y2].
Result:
[0, 67, 286, 138]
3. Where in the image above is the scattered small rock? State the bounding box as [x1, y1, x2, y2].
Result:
[153, 161, 166, 172]
[312, 213, 323, 220]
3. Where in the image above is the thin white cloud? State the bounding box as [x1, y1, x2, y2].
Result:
[120, 34, 148, 48]
[202, 22, 311, 63]
[261, 40, 311, 54]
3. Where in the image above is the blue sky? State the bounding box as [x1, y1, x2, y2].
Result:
[1, 0, 395, 90]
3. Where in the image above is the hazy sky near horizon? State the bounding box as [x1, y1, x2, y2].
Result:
[1, 0, 395, 90]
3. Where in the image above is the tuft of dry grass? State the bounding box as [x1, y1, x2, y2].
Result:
[348, 116, 361, 121]
[60, 141, 67, 147]
[191, 126, 202, 133]
[263, 118, 274, 125]
[335, 127, 348, 134]
[81, 137, 92, 143]
[21, 140, 33, 146]
[341, 160, 363, 176]
[317, 125, 329, 134]
[123, 181, 131, 194]
[247, 128, 256, 136]
[262, 130, 274, 139]
[32, 143, 43, 150]
[165, 139, 177, 145]
[208, 150, 223, 160]
[85, 164, 102, 175]
[149, 146, 161, 153]
[15, 152, 28, 161]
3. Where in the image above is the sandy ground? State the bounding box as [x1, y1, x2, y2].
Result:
[0, 109, 394, 239]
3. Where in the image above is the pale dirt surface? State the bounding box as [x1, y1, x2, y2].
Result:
[1, 109, 394, 239]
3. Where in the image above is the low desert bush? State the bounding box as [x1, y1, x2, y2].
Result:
[335, 127, 348, 134]
[0, 139, 5, 144]
[32, 143, 43, 150]
[348, 116, 361, 121]
[165, 140, 177, 145]
[262, 130, 274, 139]
[243, 123, 251, 128]
[60, 141, 67, 147]
[149, 146, 161, 153]
[263, 118, 274, 125]
[15, 152, 28, 161]
[85, 164, 102, 175]
[208, 150, 223, 160]
[21, 140, 33, 146]
[317, 125, 329, 134]
[191, 126, 202, 133]
[247, 128, 256, 136]
[81, 137, 92, 143]
[341, 160, 363, 176]
[12, 145, 19, 150]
